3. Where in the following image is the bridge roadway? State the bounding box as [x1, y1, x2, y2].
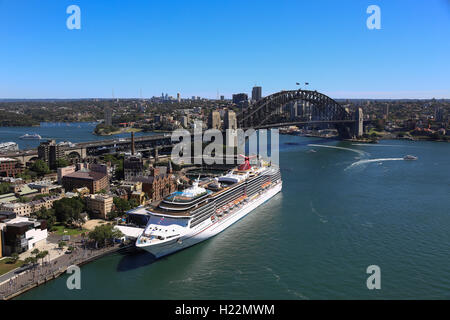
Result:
[1, 133, 173, 164]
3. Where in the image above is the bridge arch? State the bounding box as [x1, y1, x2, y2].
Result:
[238, 89, 354, 137]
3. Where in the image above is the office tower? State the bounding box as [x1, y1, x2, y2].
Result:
[220, 95, 225, 101]
[224, 110, 238, 147]
[252, 86, 262, 102]
[208, 111, 221, 130]
[177, 92, 181, 103]
[224, 110, 237, 130]
[104, 107, 113, 126]
[289, 102, 298, 120]
[232, 93, 248, 105]
[435, 106, 444, 122]
[181, 116, 188, 128]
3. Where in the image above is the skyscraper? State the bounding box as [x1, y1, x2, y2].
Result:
[232, 93, 248, 105]
[224, 110, 237, 130]
[104, 107, 113, 126]
[252, 86, 262, 102]
[177, 92, 181, 103]
[208, 111, 221, 130]
[224, 109, 238, 147]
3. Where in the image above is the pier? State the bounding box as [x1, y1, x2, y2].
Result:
[0, 243, 131, 300]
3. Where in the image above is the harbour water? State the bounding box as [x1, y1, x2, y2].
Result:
[3, 125, 449, 299]
[0, 122, 158, 150]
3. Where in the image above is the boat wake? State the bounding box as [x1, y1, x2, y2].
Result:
[351, 143, 400, 147]
[307, 144, 367, 156]
[310, 201, 328, 223]
[345, 158, 404, 170]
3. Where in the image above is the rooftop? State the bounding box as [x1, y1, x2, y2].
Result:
[63, 170, 107, 181]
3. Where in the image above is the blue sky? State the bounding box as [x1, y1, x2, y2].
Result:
[1, 0, 449, 99]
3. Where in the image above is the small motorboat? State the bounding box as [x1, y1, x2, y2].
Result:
[404, 155, 418, 161]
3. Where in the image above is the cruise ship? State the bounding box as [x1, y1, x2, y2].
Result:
[19, 133, 42, 140]
[135, 156, 282, 258]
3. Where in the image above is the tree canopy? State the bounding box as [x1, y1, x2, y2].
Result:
[30, 160, 50, 176]
[88, 224, 123, 247]
[53, 197, 85, 226]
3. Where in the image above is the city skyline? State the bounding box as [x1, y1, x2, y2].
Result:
[1, 0, 450, 99]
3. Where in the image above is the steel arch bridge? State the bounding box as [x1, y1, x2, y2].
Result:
[237, 89, 356, 138]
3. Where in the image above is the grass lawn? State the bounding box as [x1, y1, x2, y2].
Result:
[52, 224, 88, 236]
[0, 259, 24, 276]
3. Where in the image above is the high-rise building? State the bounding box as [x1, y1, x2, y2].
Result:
[38, 140, 65, 170]
[289, 102, 298, 120]
[435, 106, 444, 122]
[208, 111, 221, 130]
[252, 86, 262, 102]
[355, 108, 364, 137]
[232, 93, 248, 105]
[220, 95, 225, 101]
[104, 107, 113, 126]
[177, 92, 181, 103]
[180, 116, 188, 128]
[224, 110, 238, 147]
[224, 110, 237, 130]
[124, 156, 145, 181]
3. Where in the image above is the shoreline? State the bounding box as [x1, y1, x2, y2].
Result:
[0, 244, 133, 300]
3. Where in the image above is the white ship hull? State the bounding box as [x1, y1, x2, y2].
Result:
[138, 182, 282, 258]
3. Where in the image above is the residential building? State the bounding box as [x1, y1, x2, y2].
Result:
[0, 157, 23, 177]
[37, 140, 65, 169]
[132, 171, 176, 202]
[224, 109, 238, 147]
[124, 156, 145, 181]
[85, 194, 114, 219]
[62, 170, 109, 194]
[208, 111, 221, 130]
[0, 195, 63, 217]
[252, 86, 262, 102]
[0, 216, 48, 256]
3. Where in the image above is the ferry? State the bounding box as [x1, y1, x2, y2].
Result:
[19, 133, 42, 140]
[0, 142, 19, 152]
[135, 155, 282, 258]
[404, 155, 418, 161]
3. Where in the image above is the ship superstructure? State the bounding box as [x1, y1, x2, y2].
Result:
[135, 156, 282, 258]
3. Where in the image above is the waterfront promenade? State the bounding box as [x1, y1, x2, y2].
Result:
[0, 244, 126, 300]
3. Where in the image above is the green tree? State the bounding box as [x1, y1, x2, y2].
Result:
[36, 250, 49, 264]
[33, 207, 57, 230]
[58, 241, 66, 250]
[55, 158, 70, 168]
[53, 197, 85, 226]
[30, 160, 50, 176]
[10, 252, 19, 264]
[88, 224, 123, 248]
[0, 182, 10, 195]
[24, 256, 37, 266]
[113, 197, 131, 215]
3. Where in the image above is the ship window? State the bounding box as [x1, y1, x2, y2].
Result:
[148, 216, 189, 227]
